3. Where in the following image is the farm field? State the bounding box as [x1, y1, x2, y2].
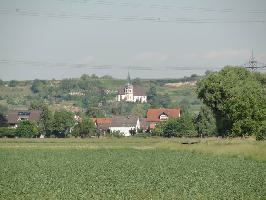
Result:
[0, 138, 265, 199]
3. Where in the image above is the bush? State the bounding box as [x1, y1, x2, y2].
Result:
[154, 115, 197, 138]
[0, 127, 17, 138]
[16, 121, 39, 138]
[109, 131, 124, 138]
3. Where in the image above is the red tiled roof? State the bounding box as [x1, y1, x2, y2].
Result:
[94, 118, 112, 124]
[146, 108, 181, 122]
[92, 118, 112, 131]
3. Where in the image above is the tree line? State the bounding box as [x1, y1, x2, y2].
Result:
[153, 67, 265, 140]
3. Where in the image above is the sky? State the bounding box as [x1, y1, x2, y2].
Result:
[0, 0, 266, 80]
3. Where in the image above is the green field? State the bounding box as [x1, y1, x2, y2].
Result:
[0, 138, 265, 199]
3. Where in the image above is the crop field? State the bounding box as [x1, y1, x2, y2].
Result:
[0, 138, 265, 199]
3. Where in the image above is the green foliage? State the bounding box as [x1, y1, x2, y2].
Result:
[147, 84, 157, 105]
[31, 79, 47, 93]
[0, 79, 4, 86]
[154, 115, 197, 137]
[255, 120, 266, 141]
[8, 80, 19, 87]
[0, 146, 265, 199]
[0, 103, 8, 115]
[53, 110, 75, 137]
[194, 105, 217, 137]
[0, 127, 16, 137]
[86, 106, 105, 118]
[107, 130, 124, 138]
[147, 84, 172, 108]
[16, 121, 39, 138]
[40, 106, 54, 136]
[73, 117, 97, 138]
[179, 98, 190, 115]
[197, 67, 266, 139]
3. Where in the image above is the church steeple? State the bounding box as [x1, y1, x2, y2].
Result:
[127, 70, 131, 84]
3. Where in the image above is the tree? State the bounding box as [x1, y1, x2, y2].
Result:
[197, 67, 266, 138]
[9, 80, 18, 87]
[0, 79, 4, 86]
[0, 103, 8, 115]
[158, 93, 171, 108]
[154, 115, 197, 138]
[40, 106, 54, 136]
[179, 98, 190, 116]
[31, 79, 45, 93]
[53, 110, 75, 137]
[194, 106, 217, 137]
[86, 106, 105, 118]
[147, 84, 157, 105]
[16, 120, 39, 138]
[73, 117, 97, 138]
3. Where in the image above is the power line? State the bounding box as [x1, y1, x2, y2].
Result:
[58, 0, 266, 15]
[0, 58, 222, 71]
[0, 8, 265, 24]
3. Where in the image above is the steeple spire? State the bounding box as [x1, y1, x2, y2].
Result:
[127, 70, 131, 84]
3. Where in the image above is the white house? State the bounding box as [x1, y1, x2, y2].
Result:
[110, 116, 140, 136]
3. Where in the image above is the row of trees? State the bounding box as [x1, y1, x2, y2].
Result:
[153, 67, 265, 140]
[153, 105, 216, 138]
[0, 106, 97, 138]
[40, 107, 97, 138]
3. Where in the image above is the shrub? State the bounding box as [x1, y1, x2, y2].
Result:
[16, 121, 39, 138]
[0, 127, 17, 138]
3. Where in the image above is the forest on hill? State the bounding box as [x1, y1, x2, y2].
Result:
[0, 73, 202, 118]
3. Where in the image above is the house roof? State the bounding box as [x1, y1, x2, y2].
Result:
[7, 110, 42, 124]
[110, 116, 139, 127]
[92, 118, 112, 130]
[146, 108, 181, 122]
[117, 87, 125, 95]
[133, 85, 146, 96]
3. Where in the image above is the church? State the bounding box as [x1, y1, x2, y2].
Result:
[116, 73, 147, 103]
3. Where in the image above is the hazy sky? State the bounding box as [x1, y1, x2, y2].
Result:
[0, 0, 266, 80]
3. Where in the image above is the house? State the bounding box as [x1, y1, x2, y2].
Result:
[110, 116, 140, 136]
[146, 108, 181, 129]
[7, 110, 42, 128]
[92, 118, 112, 132]
[116, 73, 147, 103]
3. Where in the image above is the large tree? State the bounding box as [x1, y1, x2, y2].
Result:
[40, 106, 54, 136]
[197, 67, 266, 138]
[73, 117, 97, 138]
[194, 105, 217, 137]
[53, 110, 75, 137]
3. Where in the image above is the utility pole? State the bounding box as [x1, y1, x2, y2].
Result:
[244, 50, 266, 71]
[248, 49, 257, 70]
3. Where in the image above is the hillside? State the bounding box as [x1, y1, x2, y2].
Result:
[0, 74, 203, 117]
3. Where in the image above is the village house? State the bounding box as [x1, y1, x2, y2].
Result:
[7, 110, 42, 128]
[146, 108, 181, 129]
[110, 116, 140, 136]
[92, 118, 112, 133]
